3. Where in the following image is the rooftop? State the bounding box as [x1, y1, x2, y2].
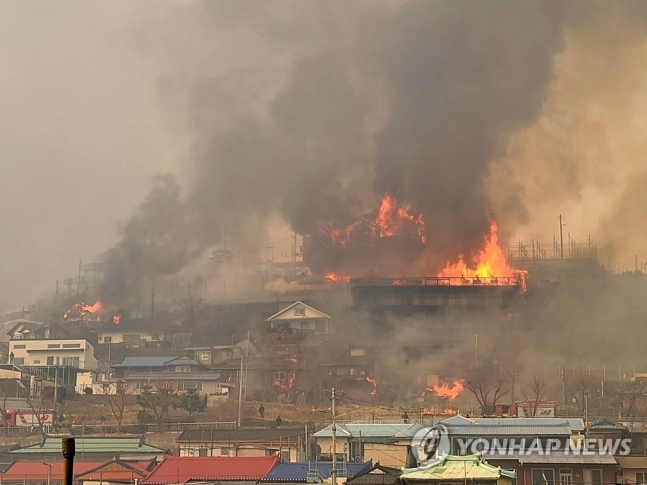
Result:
[402, 455, 516, 481]
[314, 423, 424, 439]
[262, 461, 372, 482]
[112, 356, 201, 368]
[442, 425, 574, 436]
[141, 455, 280, 484]
[441, 416, 585, 432]
[75, 458, 155, 481]
[8, 436, 166, 454]
[346, 464, 402, 485]
[2, 461, 103, 481]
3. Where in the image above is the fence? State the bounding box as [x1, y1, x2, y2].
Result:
[144, 421, 236, 434]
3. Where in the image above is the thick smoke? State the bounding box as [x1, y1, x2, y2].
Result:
[103, 1, 579, 301]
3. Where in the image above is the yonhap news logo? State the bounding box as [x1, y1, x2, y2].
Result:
[411, 424, 451, 464]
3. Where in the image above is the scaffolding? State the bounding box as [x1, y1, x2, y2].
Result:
[505, 237, 598, 262]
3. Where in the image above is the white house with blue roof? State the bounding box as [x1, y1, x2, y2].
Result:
[111, 355, 227, 395]
[314, 422, 425, 468]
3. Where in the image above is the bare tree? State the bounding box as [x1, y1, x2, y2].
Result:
[464, 364, 509, 415]
[523, 375, 548, 416]
[26, 385, 50, 437]
[564, 373, 599, 414]
[137, 381, 177, 430]
[0, 386, 10, 436]
[106, 381, 131, 433]
[615, 379, 647, 417]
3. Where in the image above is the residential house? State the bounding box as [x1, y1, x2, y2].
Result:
[0, 462, 105, 485]
[8, 338, 98, 370]
[7, 436, 166, 461]
[321, 348, 375, 380]
[587, 419, 628, 442]
[7, 321, 50, 340]
[111, 356, 227, 395]
[177, 428, 307, 461]
[186, 336, 255, 367]
[141, 455, 279, 485]
[267, 302, 334, 336]
[75, 457, 158, 485]
[486, 454, 618, 485]
[346, 464, 402, 485]
[617, 456, 647, 485]
[400, 454, 515, 485]
[261, 461, 372, 484]
[314, 422, 425, 468]
[436, 416, 582, 455]
[96, 322, 161, 347]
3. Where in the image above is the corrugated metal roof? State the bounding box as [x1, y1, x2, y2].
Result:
[402, 454, 515, 480]
[112, 356, 180, 368]
[75, 459, 153, 481]
[178, 427, 306, 442]
[495, 453, 617, 465]
[346, 465, 402, 485]
[314, 423, 421, 439]
[442, 417, 584, 432]
[443, 425, 573, 436]
[2, 461, 103, 481]
[615, 456, 647, 468]
[262, 462, 371, 482]
[141, 455, 280, 484]
[9, 436, 166, 454]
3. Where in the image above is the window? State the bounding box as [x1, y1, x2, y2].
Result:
[560, 469, 572, 485]
[176, 366, 191, 373]
[200, 352, 211, 361]
[12, 344, 26, 349]
[123, 334, 141, 345]
[637, 473, 646, 485]
[294, 306, 305, 316]
[198, 448, 208, 457]
[62, 343, 81, 348]
[13, 358, 24, 365]
[47, 344, 61, 349]
[220, 448, 230, 456]
[103, 336, 112, 344]
[33, 360, 40, 364]
[532, 469, 555, 485]
[281, 450, 290, 462]
[47, 357, 54, 365]
[179, 381, 202, 391]
[62, 357, 79, 367]
[315, 320, 327, 333]
[584, 470, 602, 485]
[300, 321, 310, 330]
[13, 334, 22, 340]
[274, 372, 286, 382]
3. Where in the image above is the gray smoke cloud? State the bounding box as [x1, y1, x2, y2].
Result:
[101, 0, 573, 302]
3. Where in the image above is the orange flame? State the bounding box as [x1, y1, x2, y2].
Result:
[324, 270, 351, 283]
[438, 221, 516, 280]
[318, 193, 426, 247]
[63, 300, 103, 320]
[288, 373, 296, 388]
[366, 376, 377, 397]
[373, 194, 426, 243]
[112, 314, 121, 324]
[432, 379, 464, 400]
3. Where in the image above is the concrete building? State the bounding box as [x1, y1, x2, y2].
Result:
[8, 338, 97, 370]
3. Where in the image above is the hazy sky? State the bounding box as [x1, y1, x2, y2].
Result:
[0, 2, 186, 310]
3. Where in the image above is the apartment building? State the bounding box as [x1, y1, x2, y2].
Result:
[8, 338, 98, 370]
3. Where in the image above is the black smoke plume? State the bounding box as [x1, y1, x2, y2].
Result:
[102, 1, 573, 302]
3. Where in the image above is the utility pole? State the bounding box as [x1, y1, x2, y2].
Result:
[510, 372, 516, 404]
[474, 335, 478, 369]
[559, 215, 565, 259]
[77, 259, 82, 296]
[292, 232, 297, 277]
[331, 388, 337, 485]
[244, 330, 250, 400]
[151, 278, 156, 320]
[237, 352, 244, 428]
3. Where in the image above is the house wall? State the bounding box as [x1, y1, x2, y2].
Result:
[363, 443, 409, 468]
[497, 463, 617, 485]
[98, 332, 157, 345]
[178, 443, 299, 461]
[618, 467, 647, 484]
[9, 339, 97, 370]
[121, 376, 224, 396]
[316, 437, 351, 457]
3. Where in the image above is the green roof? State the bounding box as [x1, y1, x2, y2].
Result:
[9, 436, 166, 454]
[402, 455, 516, 481]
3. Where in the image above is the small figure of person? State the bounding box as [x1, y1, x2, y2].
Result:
[276, 415, 283, 427]
[259, 404, 265, 419]
[9, 352, 14, 365]
[402, 411, 409, 423]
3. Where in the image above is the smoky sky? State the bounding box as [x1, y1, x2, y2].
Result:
[4, 1, 645, 308]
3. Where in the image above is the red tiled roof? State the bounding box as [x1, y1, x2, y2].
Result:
[141, 455, 280, 484]
[2, 462, 102, 481]
[76, 460, 153, 482]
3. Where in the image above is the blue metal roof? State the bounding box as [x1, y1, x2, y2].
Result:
[441, 416, 585, 432]
[164, 358, 202, 366]
[112, 356, 180, 368]
[263, 462, 372, 482]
